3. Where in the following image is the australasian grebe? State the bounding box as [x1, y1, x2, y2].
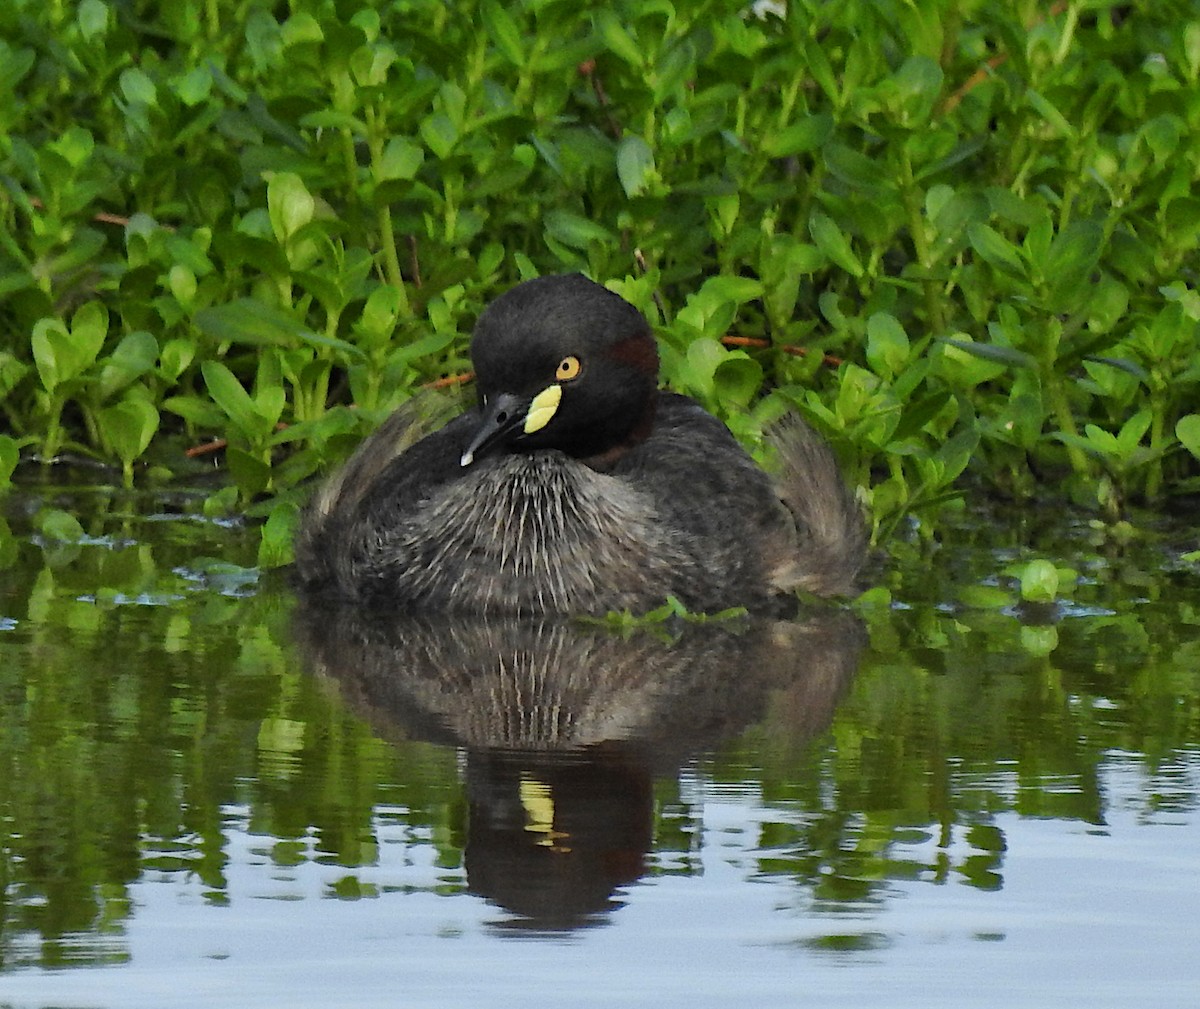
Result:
[294, 273, 865, 614]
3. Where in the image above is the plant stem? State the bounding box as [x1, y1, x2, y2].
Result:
[1145, 390, 1165, 501]
[1044, 366, 1089, 475]
[365, 104, 409, 314]
[341, 129, 358, 191]
[1053, 2, 1079, 66]
[898, 146, 945, 333]
[43, 395, 63, 462]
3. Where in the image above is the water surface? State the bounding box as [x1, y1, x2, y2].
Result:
[1, 479, 1197, 1008]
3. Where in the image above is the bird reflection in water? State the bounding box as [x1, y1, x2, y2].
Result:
[295, 603, 865, 932]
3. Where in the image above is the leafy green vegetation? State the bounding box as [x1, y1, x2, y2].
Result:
[577, 593, 749, 632]
[3, 1, 1200, 559]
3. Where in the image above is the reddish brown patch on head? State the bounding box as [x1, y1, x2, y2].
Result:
[583, 391, 658, 470]
[607, 329, 659, 379]
[582, 327, 660, 470]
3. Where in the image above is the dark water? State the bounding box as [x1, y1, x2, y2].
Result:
[1, 479, 1197, 1008]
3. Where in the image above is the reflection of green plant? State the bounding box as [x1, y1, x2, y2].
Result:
[1, 489, 1197, 959]
[0, 497, 467, 964]
[711, 513, 1199, 904]
[954, 555, 1080, 642]
[0, 436, 20, 486]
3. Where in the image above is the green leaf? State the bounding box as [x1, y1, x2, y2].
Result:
[1023, 213, 1054, 266]
[354, 285, 405, 348]
[281, 11, 324, 46]
[258, 501, 299, 568]
[888, 55, 943, 124]
[544, 210, 615, 250]
[933, 427, 979, 483]
[77, 0, 109, 38]
[120, 66, 158, 106]
[0, 435, 18, 485]
[1186, 22, 1200, 79]
[46, 229, 106, 278]
[226, 447, 272, 496]
[0, 268, 36, 302]
[893, 392, 952, 441]
[713, 355, 763, 408]
[702, 275, 764, 304]
[350, 41, 398, 88]
[202, 360, 272, 439]
[71, 300, 109, 362]
[98, 397, 160, 464]
[941, 338, 1035, 370]
[203, 485, 240, 517]
[299, 109, 366, 133]
[159, 339, 197, 382]
[968, 222, 1027, 277]
[915, 137, 989, 184]
[482, 1, 524, 65]
[378, 137, 424, 181]
[824, 144, 892, 195]
[254, 352, 286, 428]
[195, 299, 362, 357]
[616, 135, 655, 198]
[800, 34, 838, 104]
[679, 338, 725, 395]
[50, 124, 94, 168]
[1025, 88, 1074, 138]
[866, 313, 910, 379]
[97, 331, 159, 401]
[169, 264, 197, 307]
[267, 172, 315, 244]
[173, 65, 212, 105]
[1084, 276, 1131, 333]
[31, 302, 108, 392]
[1045, 221, 1104, 310]
[31, 319, 71, 393]
[1080, 424, 1120, 457]
[761, 113, 833, 157]
[1177, 414, 1200, 460]
[1143, 302, 1187, 359]
[385, 327, 457, 368]
[419, 111, 458, 159]
[1018, 559, 1060, 603]
[162, 395, 225, 429]
[810, 211, 864, 277]
[759, 236, 823, 326]
[1117, 409, 1152, 456]
[595, 10, 643, 67]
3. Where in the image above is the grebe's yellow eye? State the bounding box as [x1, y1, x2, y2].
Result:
[556, 355, 581, 381]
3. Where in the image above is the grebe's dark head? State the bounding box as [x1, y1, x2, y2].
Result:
[460, 274, 659, 468]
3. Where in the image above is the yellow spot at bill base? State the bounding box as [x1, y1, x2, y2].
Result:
[519, 775, 555, 834]
[519, 773, 570, 849]
[524, 383, 562, 434]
